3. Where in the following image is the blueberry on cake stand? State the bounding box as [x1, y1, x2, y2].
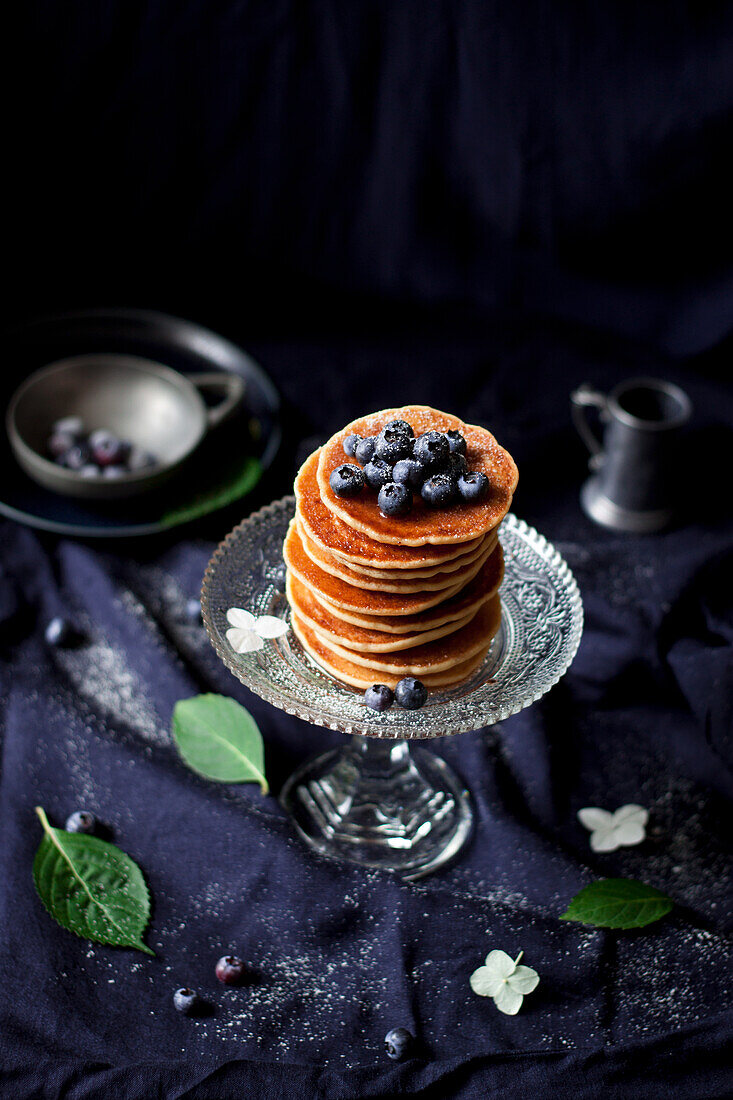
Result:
[202, 498, 583, 879]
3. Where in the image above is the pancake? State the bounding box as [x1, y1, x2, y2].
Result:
[284, 520, 468, 616]
[316, 406, 518, 546]
[292, 612, 490, 690]
[287, 572, 479, 653]
[306, 596, 501, 675]
[297, 519, 496, 594]
[296, 451, 484, 569]
[332, 529, 496, 580]
[314, 543, 505, 633]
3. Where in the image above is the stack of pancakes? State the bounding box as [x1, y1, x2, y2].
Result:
[284, 406, 518, 690]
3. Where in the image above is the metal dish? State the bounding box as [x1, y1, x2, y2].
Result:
[0, 309, 281, 537]
[7, 354, 244, 499]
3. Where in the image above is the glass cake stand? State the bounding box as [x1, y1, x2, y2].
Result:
[202, 498, 583, 879]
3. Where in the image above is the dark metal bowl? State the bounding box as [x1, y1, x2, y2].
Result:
[7, 354, 243, 499]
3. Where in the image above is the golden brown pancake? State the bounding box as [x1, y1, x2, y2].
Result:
[313, 544, 504, 633]
[291, 612, 490, 690]
[307, 596, 501, 675]
[284, 521, 467, 616]
[287, 573, 479, 653]
[296, 450, 484, 569]
[297, 519, 495, 594]
[317, 406, 518, 546]
[333, 529, 497, 580]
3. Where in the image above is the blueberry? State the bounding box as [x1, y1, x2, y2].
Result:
[65, 810, 97, 834]
[102, 465, 127, 479]
[374, 427, 413, 464]
[354, 436, 377, 465]
[364, 684, 394, 712]
[445, 453, 467, 482]
[173, 988, 203, 1016]
[52, 416, 84, 437]
[127, 446, 157, 472]
[60, 443, 92, 470]
[329, 463, 365, 498]
[392, 458, 424, 490]
[45, 617, 72, 647]
[413, 431, 450, 471]
[89, 430, 127, 468]
[378, 482, 412, 517]
[185, 598, 202, 623]
[383, 419, 414, 438]
[395, 677, 428, 710]
[215, 955, 247, 985]
[79, 464, 100, 478]
[458, 471, 490, 502]
[364, 459, 394, 491]
[343, 433, 362, 458]
[445, 430, 467, 456]
[421, 473, 457, 507]
[385, 1026, 414, 1061]
[48, 430, 78, 459]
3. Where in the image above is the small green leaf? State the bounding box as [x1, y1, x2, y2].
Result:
[32, 807, 154, 955]
[173, 693, 268, 793]
[560, 878, 673, 929]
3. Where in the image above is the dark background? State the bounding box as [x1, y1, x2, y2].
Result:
[2, 2, 732, 1098]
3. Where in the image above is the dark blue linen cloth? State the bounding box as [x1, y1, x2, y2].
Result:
[0, 330, 731, 1099]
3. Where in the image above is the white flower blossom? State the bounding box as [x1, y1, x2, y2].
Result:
[577, 804, 648, 852]
[470, 950, 539, 1016]
[225, 608, 289, 654]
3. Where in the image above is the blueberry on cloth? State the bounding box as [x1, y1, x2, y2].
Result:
[421, 473, 457, 507]
[385, 1027, 414, 1060]
[330, 463, 365, 498]
[215, 955, 247, 985]
[173, 988, 203, 1016]
[395, 677, 428, 709]
[413, 431, 450, 471]
[65, 810, 97, 834]
[354, 436, 377, 465]
[343, 433, 362, 458]
[364, 458, 394, 491]
[392, 458, 424, 489]
[365, 684, 395, 711]
[383, 419, 414, 438]
[445, 429, 467, 456]
[458, 471, 490, 502]
[185, 598, 202, 623]
[378, 482, 412, 517]
[375, 427, 413, 464]
[45, 617, 72, 647]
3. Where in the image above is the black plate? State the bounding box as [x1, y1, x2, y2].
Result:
[0, 309, 281, 537]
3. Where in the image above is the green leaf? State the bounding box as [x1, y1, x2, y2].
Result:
[32, 807, 154, 955]
[160, 456, 261, 528]
[172, 693, 268, 793]
[560, 878, 673, 929]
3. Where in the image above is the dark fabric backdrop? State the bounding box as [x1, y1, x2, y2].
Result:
[2, 2, 733, 1098]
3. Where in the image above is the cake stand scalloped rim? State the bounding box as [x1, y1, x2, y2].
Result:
[201, 497, 584, 738]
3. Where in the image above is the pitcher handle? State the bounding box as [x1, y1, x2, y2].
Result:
[188, 372, 245, 430]
[571, 384, 607, 470]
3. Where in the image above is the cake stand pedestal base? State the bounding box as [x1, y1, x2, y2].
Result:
[280, 736, 473, 879]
